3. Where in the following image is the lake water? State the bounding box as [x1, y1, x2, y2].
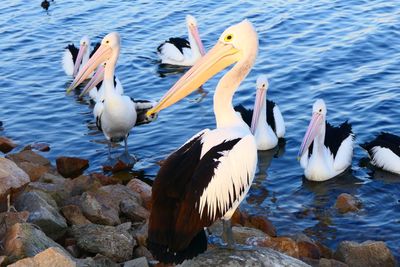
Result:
[0, 0, 399, 260]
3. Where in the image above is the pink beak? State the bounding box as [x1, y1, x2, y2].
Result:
[190, 24, 206, 56]
[79, 64, 105, 98]
[250, 88, 266, 134]
[298, 112, 323, 159]
[73, 44, 88, 77]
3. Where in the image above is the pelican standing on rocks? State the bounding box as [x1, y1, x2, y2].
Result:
[298, 99, 354, 181]
[157, 15, 206, 66]
[62, 36, 98, 78]
[361, 132, 400, 175]
[235, 75, 285, 150]
[147, 20, 259, 264]
[67, 32, 155, 165]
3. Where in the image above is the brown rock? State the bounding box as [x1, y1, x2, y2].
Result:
[318, 258, 348, 267]
[6, 150, 51, 167]
[66, 175, 101, 197]
[298, 241, 321, 259]
[334, 240, 396, 267]
[30, 143, 50, 152]
[91, 172, 120, 185]
[335, 193, 361, 213]
[61, 205, 91, 225]
[316, 242, 333, 259]
[56, 156, 89, 178]
[254, 236, 299, 258]
[0, 256, 9, 266]
[103, 159, 133, 172]
[0, 158, 30, 210]
[231, 208, 249, 226]
[17, 162, 48, 182]
[8, 247, 76, 267]
[80, 190, 120, 225]
[0, 211, 29, 240]
[0, 136, 17, 153]
[248, 215, 277, 237]
[126, 178, 152, 209]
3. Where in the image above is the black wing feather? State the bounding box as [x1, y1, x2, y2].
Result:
[66, 44, 79, 64]
[158, 37, 190, 54]
[266, 100, 276, 133]
[90, 42, 101, 57]
[234, 101, 277, 133]
[234, 104, 252, 126]
[361, 132, 400, 157]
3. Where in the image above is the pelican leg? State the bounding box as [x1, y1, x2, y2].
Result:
[222, 219, 235, 249]
[118, 137, 137, 166]
[104, 141, 118, 167]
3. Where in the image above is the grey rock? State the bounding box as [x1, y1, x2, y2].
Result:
[120, 198, 149, 222]
[14, 191, 67, 240]
[70, 223, 135, 262]
[334, 240, 396, 267]
[8, 247, 76, 267]
[123, 257, 149, 267]
[3, 223, 70, 262]
[179, 247, 310, 267]
[77, 254, 119, 267]
[80, 190, 120, 226]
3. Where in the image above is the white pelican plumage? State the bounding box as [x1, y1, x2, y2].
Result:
[147, 20, 258, 264]
[62, 36, 99, 78]
[361, 132, 400, 175]
[235, 75, 285, 150]
[67, 32, 155, 164]
[157, 15, 206, 66]
[298, 99, 354, 181]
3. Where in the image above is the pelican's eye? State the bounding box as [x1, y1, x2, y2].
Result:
[224, 34, 233, 42]
[262, 84, 265, 88]
[319, 109, 322, 112]
[106, 40, 109, 44]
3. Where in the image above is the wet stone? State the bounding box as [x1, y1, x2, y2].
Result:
[56, 156, 89, 178]
[126, 178, 152, 210]
[335, 193, 361, 213]
[103, 159, 133, 173]
[0, 136, 17, 154]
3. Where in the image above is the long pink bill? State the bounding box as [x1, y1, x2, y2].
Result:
[250, 89, 266, 134]
[72, 44, 87, 77]
[79, 64, 105, 98]
[298, 113, 323, 159]
[190, 24, 206, 56]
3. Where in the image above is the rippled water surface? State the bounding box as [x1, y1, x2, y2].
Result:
[1, 0, 399, 259]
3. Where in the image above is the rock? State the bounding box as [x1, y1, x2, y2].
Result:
[66, 244, 81, 258]
[91, 173, 120, 186]
[70, 223, 135, 262]
[77, 254, 119, 267]
[0, 158, 30, 210]
[30, 143, 50, 152]
[231, 208, 249, 226]
[17, 162, 48, 182]
[248, 215, 277, 237]
[66, 175, 102, 197]
[318, 258, 348, 267]
[180, 247, 310, 267]
[0, 136, 17, 153]
[120, 199, 150, 222]
[334, 240, 396, 267]
[6, 150, 50, 167]
[8, 247, 76, 267]
[250, 236, 299, 258]
[101, 184, 142, 206]
[335, 193, 361, 213]
[232, 226, 267, 245]
[3, 223, 70, 262]
[103, 159, 133, 172]
[80, 190, 120, 226]
[14, 191, 67, 240]
[298, 241, 321, 259]
[123, 257, 149, 267]
[61, 205, 91, 225]
[27, 180, 70, 206]
[0, 211, 29, 240]
[56, 156, 89, 178]
[0, 256, 9, 266]
[126, 178, 152, 209]
[132, 246, 153, 260]
[316, 242, 333, 259]
[132, 221, 148, 246]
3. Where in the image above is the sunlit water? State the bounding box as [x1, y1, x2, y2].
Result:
[0, 0, 399, 260]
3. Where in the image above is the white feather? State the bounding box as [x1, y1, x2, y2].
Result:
[333, 135, 354, 172]
[62, 49, 74, 76]
[370, 146, 400, 175]
[158, 42, 185, 63]
[273, 105, 285, 138]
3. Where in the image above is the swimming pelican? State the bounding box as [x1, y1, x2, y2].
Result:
[67, 32, 155, 164]
[157, 15, 206, 66]
[234, 75, 285, 150]
[62, 36, 99, 78]
[361, 132, 400, 175]
[147, 20, 258, 264]
[81, 62, 124, 102]
[298, 99, 354, 181]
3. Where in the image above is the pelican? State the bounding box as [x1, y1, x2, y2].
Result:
[62, 36, 99, 78]
[157, 15, 206, 66]
[67, 32, 155, 164]
[298, 99, 354, 181]
[81, 62, 124, 102]
[361, 132, 400, 175]
[235, 75, 285, 150]
[147, 20, 258, 264]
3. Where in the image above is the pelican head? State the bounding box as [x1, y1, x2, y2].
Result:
[186, 15, 206, 56]
[73, 35, 91, 77]
[79, 62, 106, 98]
[67, 32, 120, 93]
[298, 99, 327, 158]
[147, 20, 258, 116]
[250, 75, 269, 133]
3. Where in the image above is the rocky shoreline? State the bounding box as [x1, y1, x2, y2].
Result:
[0, 136, 397, 267]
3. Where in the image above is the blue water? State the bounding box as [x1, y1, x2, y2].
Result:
[0, 0, 399, 260]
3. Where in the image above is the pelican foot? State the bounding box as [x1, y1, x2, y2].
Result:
[103, 157, 119, 168]
[118, 152, 137, 166]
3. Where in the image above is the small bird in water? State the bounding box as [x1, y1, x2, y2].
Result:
[41, 0, 50, 11]
[298, 99, 354, 181]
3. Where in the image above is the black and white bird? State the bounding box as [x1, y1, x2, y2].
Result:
[234, 75, 285, 150]
[361, 132, 400, 175]
[62, 36, 99, 78]
[147, 20, 259, 264]
[157, 15, 206, 66]
[298, 99, 354, 181]
[67, 32, 155, 165]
